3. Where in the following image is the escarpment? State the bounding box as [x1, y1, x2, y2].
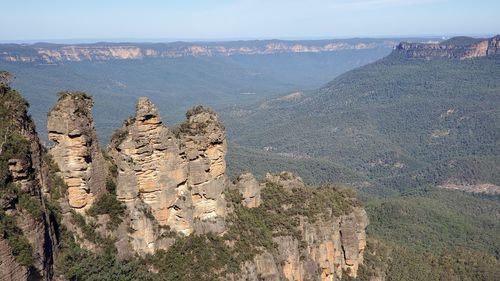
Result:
[0, 72, 57, 281]
[0, 39, 398, 64]
[2, 80, 370, 280]
[395, 35, 500, 60]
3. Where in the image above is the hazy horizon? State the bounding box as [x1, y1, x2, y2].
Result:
[2, 0, 498, 43]
[0, 33, 497, 45]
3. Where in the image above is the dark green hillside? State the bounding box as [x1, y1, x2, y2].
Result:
[440, 36, 484, 45]
[225, 55, 500, 194]
[224, 45, 500, 280]
[367, 189, 500, 256]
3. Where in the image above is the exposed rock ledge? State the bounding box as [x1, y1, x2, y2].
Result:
[394, 35, 500, 60]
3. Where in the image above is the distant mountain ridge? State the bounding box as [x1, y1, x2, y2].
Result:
[395, 35, 500, 60]
[0, 38, 406, 64]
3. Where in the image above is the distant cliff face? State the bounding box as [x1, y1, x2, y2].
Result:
[0, 39, 398, 64]
[395, 35, 500, 60]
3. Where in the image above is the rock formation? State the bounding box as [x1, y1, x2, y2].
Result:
[176, 106, 227, 233]
[0, 72, 57, 280]
[395, 35, 500, 60]
[231, 172, 368, 281]
[108, 99, 227, 254]
[1, 81, 370, 280]
[47, 92, 107, 210]
[235, 172, 261, 208]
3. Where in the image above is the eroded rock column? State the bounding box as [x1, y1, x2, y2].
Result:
[47, 92, 106, 211]
[178, 107, 227, 234]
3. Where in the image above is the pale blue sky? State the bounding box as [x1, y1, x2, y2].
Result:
[1, 0, 499, 42]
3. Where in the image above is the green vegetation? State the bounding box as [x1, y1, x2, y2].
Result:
[57, 243, 154, 281]
[225, 56, 500, 195]
[367, 189, 500, 258]
[86, 193, 126, 228]
[223, 53, 500, 279]
[349, 239, 500, 281]
[0, 77, 38, 267]
[0, 47, 391, 143]
[150, 234, 239, 281]
[57, 90, 91, 101]
[55, 209, 153, 281]
[0, 83, 32, 187]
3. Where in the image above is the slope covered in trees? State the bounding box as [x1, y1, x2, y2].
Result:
[225, 49, 500, 195]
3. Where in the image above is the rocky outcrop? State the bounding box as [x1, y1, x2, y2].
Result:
[235, 172, 261, 208]
[438, 182, 500, 195]
[47, 92, 107, 210]
[231, 172, 368, 281]
[237, 211, 368, 281]
[0, 39, 398, 64]
[395, 35, 500, 60]
[108, 97, 190, 254]
[177, 106, 227, 234]
[0, 238, 29, 281]
[0, 73, 57, 280]
[109, 99, 227, 254]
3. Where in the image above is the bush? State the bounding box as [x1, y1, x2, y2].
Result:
[86, 193, 126, 228]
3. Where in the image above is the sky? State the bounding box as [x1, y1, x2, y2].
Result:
[1, 0, 499, 42]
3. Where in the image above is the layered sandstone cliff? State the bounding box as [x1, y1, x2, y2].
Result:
[0, 39, 397, 64]
[108, 99, 227, 255]
[395, 35, 500, 60]
[47, 92, 107, 210]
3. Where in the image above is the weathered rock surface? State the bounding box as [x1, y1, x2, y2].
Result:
[47, 92, 107, 210]
[109, 99, 227, 254]
[0, 75, 57, 280]
[395, 35, 500, 60]
[233, 174, 368, 281]
[235, 172, 261, 208]
[177, 106, 227, 233]
[235, 211, 368, 281]
[0, 238, 29, 281]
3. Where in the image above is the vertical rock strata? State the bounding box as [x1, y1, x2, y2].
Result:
[235, 172, 261, 208]
[177, 106, 227, 233]
[109, 98, 192, 254]
[47, 92, 106, 210]
[0, 73, 56, 280]
[243, 173, 367, 281]
[47, 93, 106, 210]
[108, 98, 227, 253]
